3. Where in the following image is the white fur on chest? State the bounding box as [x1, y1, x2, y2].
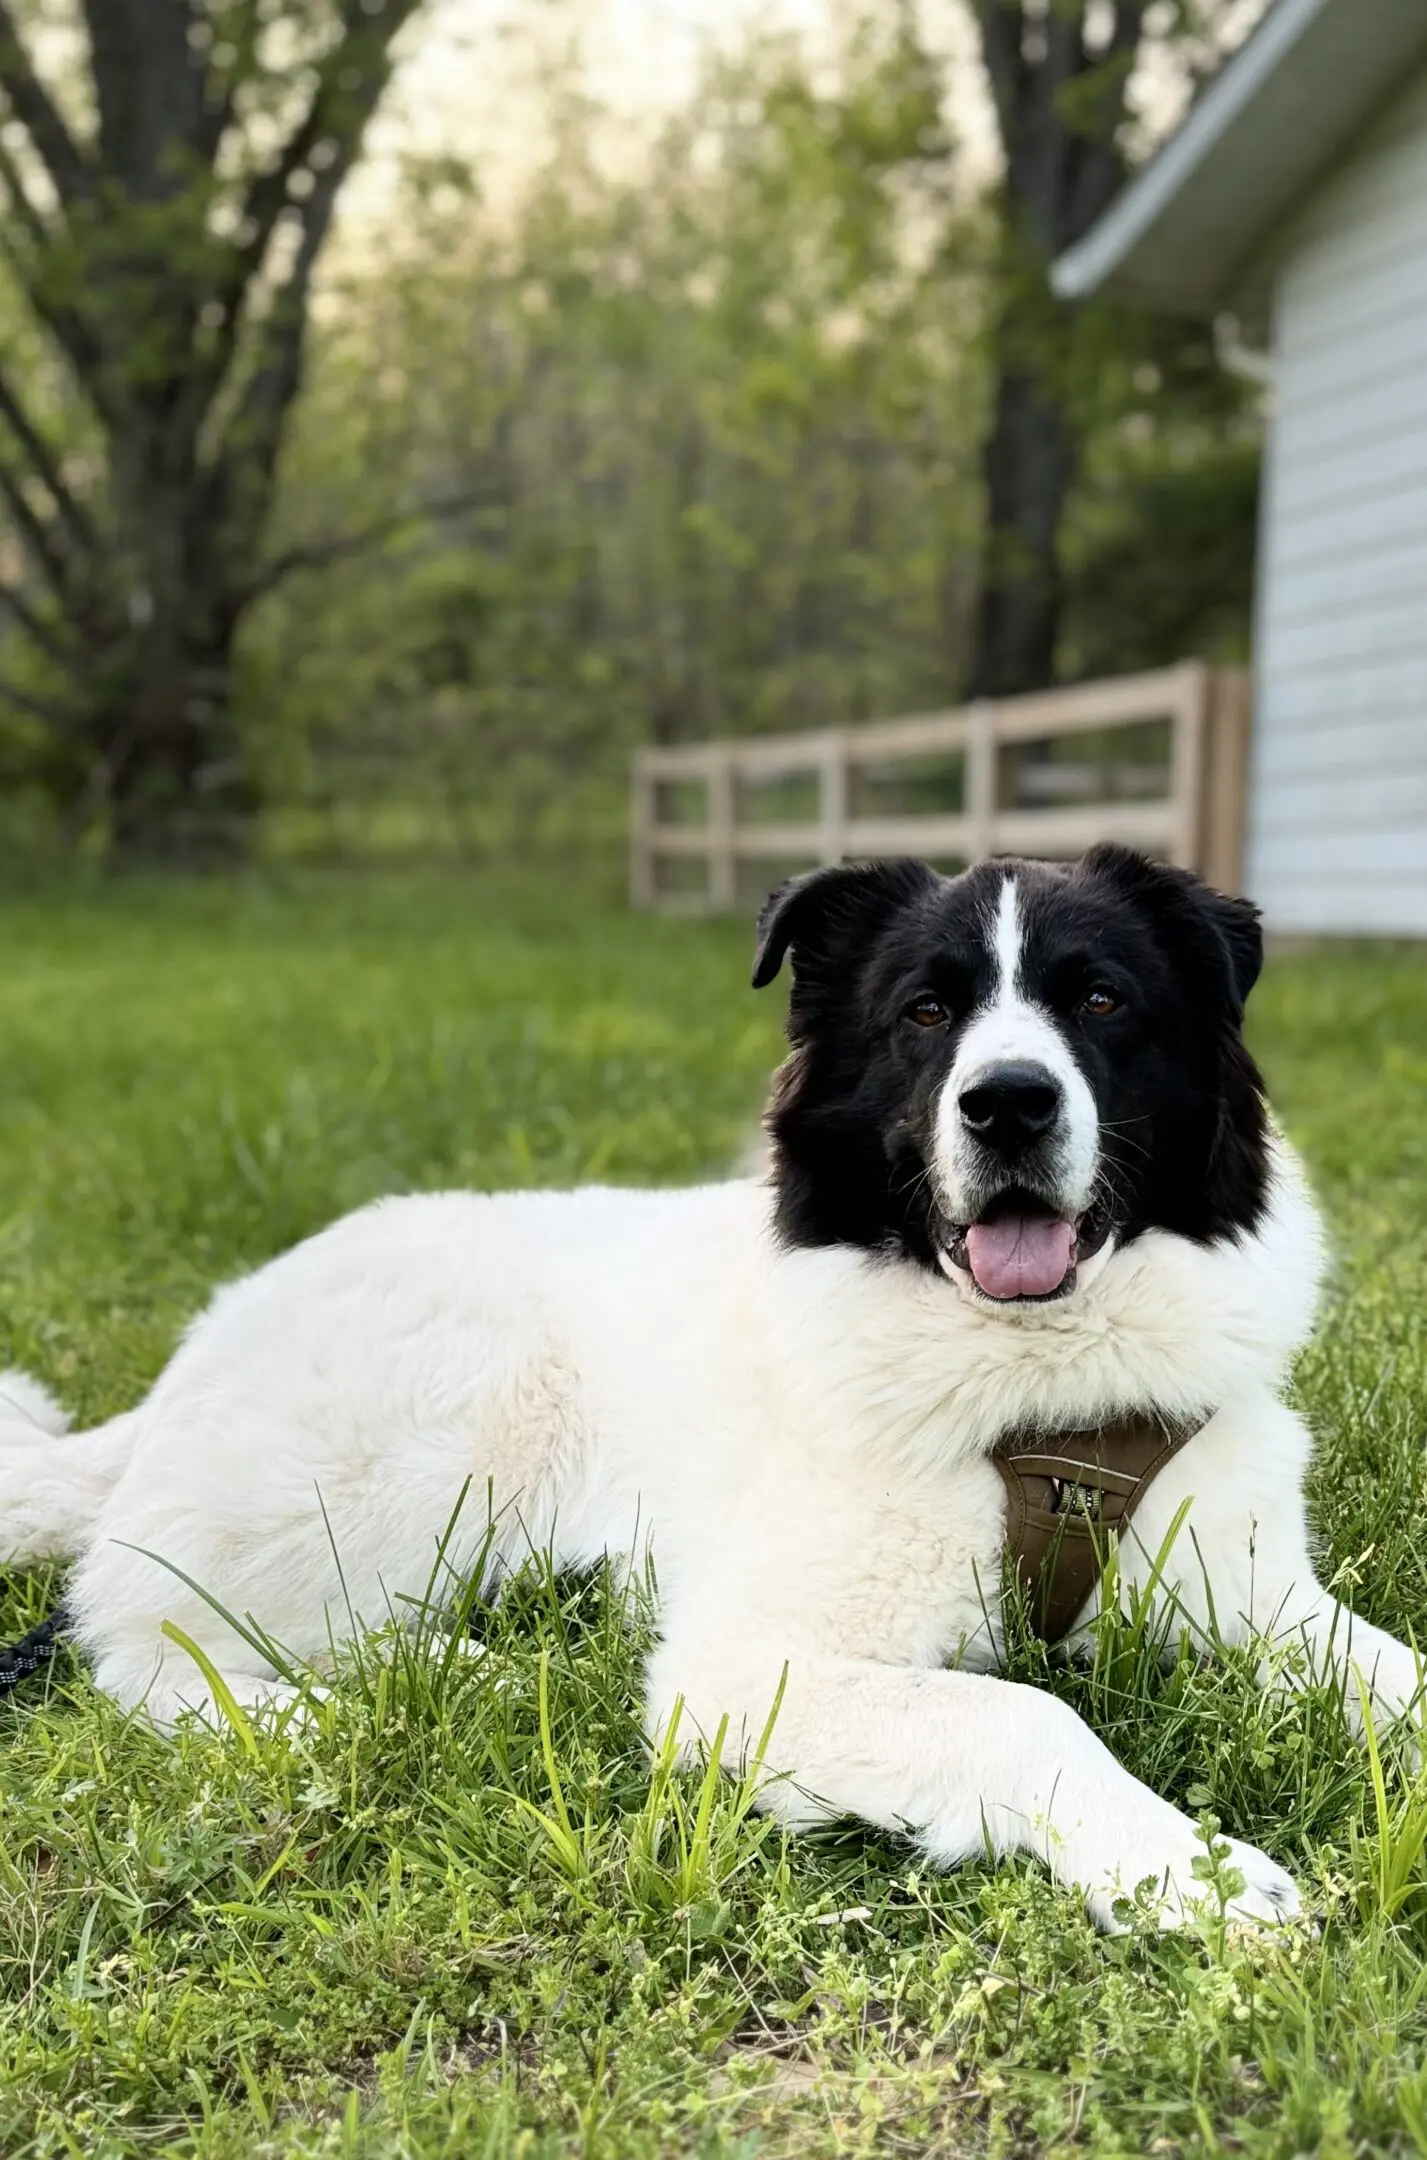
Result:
[493, 1143, 1323, 1670]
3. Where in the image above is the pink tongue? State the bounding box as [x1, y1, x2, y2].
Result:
[965, 1214, 1075, 1300]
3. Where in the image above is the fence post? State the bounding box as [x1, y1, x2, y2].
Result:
[1168, 661, 1210, 871]
[820, 731, 849, 865]
[629, 752, 655, 909]
[1200, 668, 1252, 893]
[966, 700, 996, 862]
[707, 751, 737, 911]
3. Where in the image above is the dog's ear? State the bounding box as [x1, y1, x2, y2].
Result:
[1210, 891, 1263, 1009]
[752, 859, 937, 990]
[1079, 844, 1263, 1015]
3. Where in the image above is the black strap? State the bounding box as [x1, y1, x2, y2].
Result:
[0, 1605, 67, 1694]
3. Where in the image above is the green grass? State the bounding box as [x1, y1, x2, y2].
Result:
[1, 872, 1426, 2159]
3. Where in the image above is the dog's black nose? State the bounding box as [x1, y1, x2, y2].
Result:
[958, 1063, 1062, 1153]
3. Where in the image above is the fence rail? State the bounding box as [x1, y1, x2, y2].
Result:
[629, 661, 1251, 912]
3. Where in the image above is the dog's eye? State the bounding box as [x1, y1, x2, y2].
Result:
[906, 996, 949, 1029]
[1081, 986, 1121, 1018]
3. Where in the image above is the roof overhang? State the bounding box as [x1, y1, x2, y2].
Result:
[1052, 0, 1427, 319]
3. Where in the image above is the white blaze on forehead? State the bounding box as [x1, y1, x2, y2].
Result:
[933, 872, 1100, 1219]
[991, 872, 1021, 1001]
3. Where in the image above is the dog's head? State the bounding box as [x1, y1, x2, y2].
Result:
[752, 845, 1269, 1306]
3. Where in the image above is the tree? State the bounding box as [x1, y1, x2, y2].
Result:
[1060, 308, 1261, 679]
[0, 1, 424, 856]
[966, 1, 1258, 697]
[240, 22, 982, 861]
[966, 0, 1148, 697]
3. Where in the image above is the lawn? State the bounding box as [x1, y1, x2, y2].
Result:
[1, 869, 1426, 2159]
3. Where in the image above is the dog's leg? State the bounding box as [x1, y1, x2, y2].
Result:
[1108, 1396, 1423, 1732]
[646, 1639, 1300, 1933]
[68, 1542, 333, 1733]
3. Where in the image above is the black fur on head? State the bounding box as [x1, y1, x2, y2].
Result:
[751, 845, 1270, 1283]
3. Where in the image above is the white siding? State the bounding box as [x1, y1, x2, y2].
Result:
[1248, 65, 1427, 935]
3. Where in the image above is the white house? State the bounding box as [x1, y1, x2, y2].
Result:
[1054, 0, 1427, 936]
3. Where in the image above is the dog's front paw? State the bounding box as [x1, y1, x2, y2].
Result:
[1068, 1805, 1301, 1934]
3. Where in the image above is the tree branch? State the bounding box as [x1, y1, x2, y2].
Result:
[973, 0, 1026, 153]
[0, 574, 74, 667]
[0, 666, 81, 730]
[0, 136, 112, 416]
[0, 2, 91, 210]
[0, 359, 96, 556]
[226, 174, 342, 492]
[1041, 8, 1087, 252]
[198, 0, 420, 415]
[0, 124, 51, 249]
[0, 458, 75, 602]
[194, 0, 265, 166]
[204, 8, 420, 566]
[1066, 1, 1149, 242]
[1104, 3, 1151, 92]
[240, 488, 505, 608]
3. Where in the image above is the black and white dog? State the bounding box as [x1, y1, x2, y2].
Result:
[0, 845, 1416, 1928]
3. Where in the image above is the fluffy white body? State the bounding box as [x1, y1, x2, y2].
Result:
[0, 1151, 1414, 1931]
[1, 866, 1418, 1932]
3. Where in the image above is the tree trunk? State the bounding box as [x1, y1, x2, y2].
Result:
[968, 316, 1077, 700]
[967, 2, 1149, 700]
[90, 620, 255, 864]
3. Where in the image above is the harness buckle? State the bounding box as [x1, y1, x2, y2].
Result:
[1050, 1476, 1101, 1521]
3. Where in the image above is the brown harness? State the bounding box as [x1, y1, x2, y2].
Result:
[993, 1410, 1207, 1642]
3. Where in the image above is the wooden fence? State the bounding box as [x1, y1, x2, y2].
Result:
[629, 661, 1251, 912]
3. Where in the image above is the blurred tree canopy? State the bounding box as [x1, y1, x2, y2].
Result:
[0, 2, 1264, 865]
[245, 21, 986, 859]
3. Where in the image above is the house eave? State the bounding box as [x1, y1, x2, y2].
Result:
[1052, 0, 1427, 317]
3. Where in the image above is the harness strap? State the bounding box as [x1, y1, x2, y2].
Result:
[994, 1411, 1207, 1643]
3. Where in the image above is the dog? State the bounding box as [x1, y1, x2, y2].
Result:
[0, 844, 1418, 1930]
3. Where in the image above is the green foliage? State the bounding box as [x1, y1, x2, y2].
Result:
[242, 12, 1263, 849]
[1061, 311, 1263, 677]
[0, 6, 1266, 854]
[244, 21, 984, 858]
[0, 873, 1426, 2153]
[1354, 1678, 1427, 1934]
